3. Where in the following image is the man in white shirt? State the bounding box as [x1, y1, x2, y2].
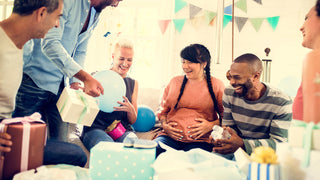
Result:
[0, 0, 87, 167]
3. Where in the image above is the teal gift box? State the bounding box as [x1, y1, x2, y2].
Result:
[89, 142, 155, 180]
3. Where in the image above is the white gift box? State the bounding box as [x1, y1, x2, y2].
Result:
[56, 87, 99, 127]
[277, 143, 320, 180]
[288, 126, 320, 150]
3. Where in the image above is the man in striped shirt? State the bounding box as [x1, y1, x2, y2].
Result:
[212, 53, 292, 156]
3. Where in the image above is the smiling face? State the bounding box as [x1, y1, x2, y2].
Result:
[227, 62, 254, 96]
[300, 6, 320, 49]
[111, 47, 134, 78]
[181, 59, 206, 81]
[35, 0, 63, 39]
[91, 0, 123, 12]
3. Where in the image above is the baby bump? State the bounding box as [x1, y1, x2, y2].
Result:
[167, 109, 211, 142]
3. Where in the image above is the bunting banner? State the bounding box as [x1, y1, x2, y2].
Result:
[175, 0, 188, 13]
[235, 0, 247, 13]
[189, 4, 202, 19]
[267, 16, 280, 31]
[235, 17, 248, 32]
[158, 20, 171, 34]
[209, 17, 216, 26]
[249, 18, 264, 32]
[223, 15, 233, 28]
[161, 0, 279, 34]
[173, 19, 186, 33]
[253, 0, 262, 5]
[190, 16, 204, 30]
[204, 10, 217, 25]
[224, 5, 233, 15]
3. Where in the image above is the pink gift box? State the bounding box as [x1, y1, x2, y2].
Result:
[106, 122, 126, 140]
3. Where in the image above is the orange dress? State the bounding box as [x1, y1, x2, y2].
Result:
[157, 76, 225, 143]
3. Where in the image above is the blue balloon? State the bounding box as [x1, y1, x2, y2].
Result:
[132, 105, 156, 132]
[93, 70, 126, 113]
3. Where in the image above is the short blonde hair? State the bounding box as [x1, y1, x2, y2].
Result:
[113, 39, 134, 53]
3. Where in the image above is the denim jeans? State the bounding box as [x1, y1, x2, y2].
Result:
[44, 139, 87, 167]
[13, 74, 68, 141]
[153, 135, 214, 157]
[81, 129, 132, 151]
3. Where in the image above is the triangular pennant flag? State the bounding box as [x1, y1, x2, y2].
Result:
[249, 18, 264, 32]
[223, 15, 232, 28]
[253, 0, 262, 5]
[189, 16, 204, 30]
[224, 5, 232, 15]
[175, 0, 188, 13]
[267, 16, 280, 31]
[173, 19, 186, 33]
[235, 0, 247, 13]
[189, 4, 202, 19]
[204, 10, 217, 25]
[158, 20, 171, 34]
[210, 17, 216, 26]
[235, 16, 248, 32]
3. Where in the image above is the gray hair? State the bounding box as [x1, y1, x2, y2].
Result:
[13, 0, 60, 16]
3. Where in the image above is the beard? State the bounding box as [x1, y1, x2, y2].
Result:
[232, 79, 253, 97]
[92, 0, 113, 12]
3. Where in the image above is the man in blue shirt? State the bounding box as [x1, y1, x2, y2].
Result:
[13, 0, 124, 141]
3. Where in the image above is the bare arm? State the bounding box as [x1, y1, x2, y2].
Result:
[303, 50, 320, 123]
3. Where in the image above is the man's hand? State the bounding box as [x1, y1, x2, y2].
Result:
[70, 82, 84, 90]
[212, 127, 244, 154]
[0, 133, 12, 153]
[74, 70, 104, 97]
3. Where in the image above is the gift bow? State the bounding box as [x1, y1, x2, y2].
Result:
[0, 112, 46, 172]
[292, 120, 320, 167]
[0, 112, 44, 125]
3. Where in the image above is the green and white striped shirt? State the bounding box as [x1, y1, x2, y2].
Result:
[222, 84, 292, 154]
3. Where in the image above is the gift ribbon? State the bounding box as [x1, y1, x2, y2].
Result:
[0, 112, 46, 172]
[75, 90, 90, 124]
[249, 163, 279, 180]
[292, 120, 320, 167]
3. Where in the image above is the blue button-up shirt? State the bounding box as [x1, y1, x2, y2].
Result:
[23, 0, 100, 95]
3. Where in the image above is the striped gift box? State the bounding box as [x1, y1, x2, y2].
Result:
[247, 162, 280, 180]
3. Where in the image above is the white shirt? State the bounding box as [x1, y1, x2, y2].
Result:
[0, 27, 23, 119]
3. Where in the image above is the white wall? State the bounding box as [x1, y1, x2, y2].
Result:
[85, 0, 316, 97]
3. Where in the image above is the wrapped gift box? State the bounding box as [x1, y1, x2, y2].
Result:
[277, 143, 320, 180]
[56, 87, 99, 127]
[89, 142, 155, 180]
[247, 162, 280, 180]
[0, 113, 46, 180]
[288, 126, 320, 150]
[234, 148, 280, 180]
